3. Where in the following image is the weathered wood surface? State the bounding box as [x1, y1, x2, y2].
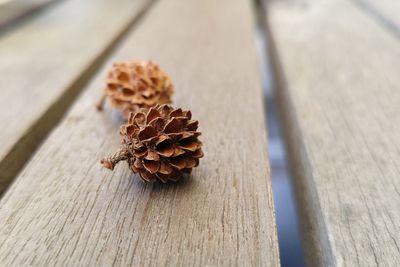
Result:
[266, 0, 400, 266]
[353, 0, 400, 33]
[0, 0, 151, 194]
[0, 0, 55, 29]
[0, 0, 280, 266]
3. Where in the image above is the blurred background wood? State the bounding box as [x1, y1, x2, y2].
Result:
[0, 0, 56, 30]
[266, 0, 400, 265]
[353, 0, 400, 33]
[0, 0, 280, 266]
[0, 0, 152, 195]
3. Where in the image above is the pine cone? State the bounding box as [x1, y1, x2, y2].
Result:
[101, 105, 204, 183]
[97, 60, 174, 119]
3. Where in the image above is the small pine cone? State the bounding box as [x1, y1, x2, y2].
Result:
[97, 60, 174, 119]
[101, 104, 204, 183]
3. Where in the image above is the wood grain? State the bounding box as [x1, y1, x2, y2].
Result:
[0, 0, 280, 266]
[352, 0, 400, 35]
[266, 0, 400, 266]
[0, 0, 56, 31]
[0, 0, 152, 194]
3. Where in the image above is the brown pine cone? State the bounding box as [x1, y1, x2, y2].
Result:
[97, 60, 174, 119]
[101, 105, 204, 183]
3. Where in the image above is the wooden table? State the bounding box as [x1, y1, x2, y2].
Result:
[0, 0, 279, 266]
[0, 0, 399, 265]
[266, 0, 400, 266]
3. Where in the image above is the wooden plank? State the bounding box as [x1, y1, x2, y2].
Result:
[266, 0, 400, 266]
[0, 0, 56, 30]
[0, 0, 152, 194]
[352, 0, 400, 34]
[0, 0, 280, 266]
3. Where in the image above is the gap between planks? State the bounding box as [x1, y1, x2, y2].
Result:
[254, 0, 307, 266]
[266, 29, 335, 266]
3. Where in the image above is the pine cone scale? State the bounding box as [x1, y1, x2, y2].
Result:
[192, 149, 204, 158]
[143, 160, 160, 174]
[172, 147, 186, 157]
[145, 150, 160, 161]
[159, 162, 173, 175]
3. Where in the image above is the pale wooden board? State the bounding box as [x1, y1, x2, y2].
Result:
[266, 0, 400, 266]
[353, 0, 400, 33]
[0, 0, 152, 194]
[0, 0, 56, 30]
[0, 0, 280, 266]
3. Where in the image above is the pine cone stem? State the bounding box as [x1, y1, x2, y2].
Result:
[96, 93, 106, 111]
[101, 147, 130, 170]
